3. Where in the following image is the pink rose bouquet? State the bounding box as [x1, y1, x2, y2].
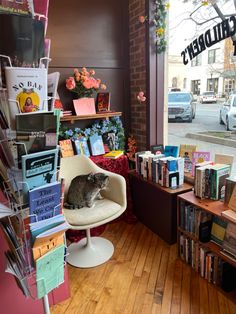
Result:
[66, 67, 106, 98]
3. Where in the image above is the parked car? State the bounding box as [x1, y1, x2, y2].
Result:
[168, 92, 196, 122]
[200, 91, 217, 103]
[219, 94, 236, 130]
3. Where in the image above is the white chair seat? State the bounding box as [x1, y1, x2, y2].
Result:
[63, 198, 121, 226]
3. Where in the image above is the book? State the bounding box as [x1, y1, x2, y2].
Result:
[102, 132, 116, 151]
[36, 244, 65, 299]
[210, 216, 228, 245]
[225, 176, 236, 204]
[59, 139, 74, 158]
[96, 92, 111, 112]
[0, 14, 45, 80]
[74, 137, 90, 157]
[47, 72, 60, 110]
[179, 144, 197, 173]
[150, 144, 164, 155]
[164, 145, 179, 158]
[21, 148, 58, 199]
[215, 153, 234, 169]
[192, 151, 211, 176]
[221, 223, 236, 260]
[0, 1, 33, 16]
[198, 211, 212, 243]
[5, 66, 48, 129]
[228, 185, 236, 211]
[0, 126, 15, 168]
[89, 134, 105, 156]
[221, 209, 236, 223]
[16, 111, 58, 167]
[210, 164, 231, 200]
[73, 97, 96, 116]
[103, 150, 124, 159]
[29, 182, 61, 223]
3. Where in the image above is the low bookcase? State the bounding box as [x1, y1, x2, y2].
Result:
[177, 190, 236, 296]
[129, 170, 192, 244]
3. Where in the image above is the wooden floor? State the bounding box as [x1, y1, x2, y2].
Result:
[51, 220, 236, 314]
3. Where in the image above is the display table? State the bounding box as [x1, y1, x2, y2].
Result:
[129, 170, 193, 244]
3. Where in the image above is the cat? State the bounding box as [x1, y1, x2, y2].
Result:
[64, 172, 109, 209]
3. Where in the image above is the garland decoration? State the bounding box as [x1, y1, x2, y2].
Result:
[153, 1, 169, 53]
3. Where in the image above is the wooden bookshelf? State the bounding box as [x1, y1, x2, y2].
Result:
[60, 111, 122, 123]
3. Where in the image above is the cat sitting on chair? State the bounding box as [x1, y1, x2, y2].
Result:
[64, 173, 109, 209]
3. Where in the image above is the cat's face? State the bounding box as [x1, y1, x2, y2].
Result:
[89, 173, 109, 189]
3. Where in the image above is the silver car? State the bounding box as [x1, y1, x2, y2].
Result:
[219, 95, 236, 130]
[168, 92, 196, 122]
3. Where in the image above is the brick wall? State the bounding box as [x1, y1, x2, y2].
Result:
[129, 0, 147, 151]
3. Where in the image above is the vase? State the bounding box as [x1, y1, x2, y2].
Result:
[73, 97, 96, 116]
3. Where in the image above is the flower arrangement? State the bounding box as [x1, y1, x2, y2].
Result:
[59, 116, 125, 150]
[66, 67, 107, 98]
[126, 135, 137, 161]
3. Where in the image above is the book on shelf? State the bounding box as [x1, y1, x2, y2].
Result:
[210, 164, 231, 201]
[29, 181, 61, 223]
[198, 211, 212, 243]
[225, 176, 236, 204]
[74, 137, 90, 157]
[47, 72, 60, 111]
[102, 132, 116, 151]
[59, 139, 74, 158]
[179, 144, 197, 173]
[164, 145, 179, 158]
[16, 111, 58, 167]
[210, 216, 228, 245]
[0, 1, 33, 16]
[36, 243, 65, 299]
[21, 147, 59, 199]
[215, 153, 234, 169]
[192, 151, 211, 176]
[103, 150, 124, 159]
[150, 144, 164, 155]
[96, 92, 111, 112]
[228, 185, 236, 212]
[221, 223, 236, 262]
[89, 134, 105, 156]
[221, 209, 236, 223]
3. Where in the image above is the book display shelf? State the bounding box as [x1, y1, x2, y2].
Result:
[177, 190, 236, 297]
[60, 111, 122, 123]
[129, 170, 193, 244]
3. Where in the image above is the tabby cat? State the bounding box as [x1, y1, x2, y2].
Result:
[64, 173, 109, 209]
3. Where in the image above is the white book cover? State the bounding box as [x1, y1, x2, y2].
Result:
[5, 66, 48, 128]
[47, 72, 60, 110]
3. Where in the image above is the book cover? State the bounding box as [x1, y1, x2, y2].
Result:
[0, 14, 45, 70]
[221, 209, 236, 223]
[215, 153, 234, 168]
[89, 134, 105, 156]
[179, 144, 197, 173]
[210, 164, 231, 200]
[222, 223, 236, 259]
[29, 181, 61, 223]
[74, 137, 90, 157]
[225, 176, 236, 204]
[210, 216, 228, 245]
[198, 211, 212, 243]
[59, 139, 74, 158]
[73, 97, 96, 116]
[164, 145, 179, 158]
[150, 144, 164, 155]
[228, 185, 236, 212]
[21, 148, 58, 197]
[96, 92, 111, 112]
[36, 244, 65, 299]
[103, 150, 124, 159]
[102, 132, 116, 151]
[192, 151, 211, 176]
[16, 111, 58, 167]
[0, 0, 33, 16]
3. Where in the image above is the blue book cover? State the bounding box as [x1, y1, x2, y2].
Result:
[36, 244, 65, 299]
[164, 145, 179, 158]
[21, 148, 58, 199]
[29, 181, 61, 223]
[89, 134, 105, 156]
[74, 137, 90, 157]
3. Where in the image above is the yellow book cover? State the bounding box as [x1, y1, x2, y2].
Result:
[103, 150, 124, 159]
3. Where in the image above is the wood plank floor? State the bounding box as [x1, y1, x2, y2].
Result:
[50, 220, 236, 314]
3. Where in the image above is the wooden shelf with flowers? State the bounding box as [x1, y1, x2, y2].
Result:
[60, 111, 122, 123]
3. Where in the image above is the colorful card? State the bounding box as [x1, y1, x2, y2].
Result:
[89, 134, 105, 156]
[73, 97, 96, 116]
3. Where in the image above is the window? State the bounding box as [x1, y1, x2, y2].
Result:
[172, 77, 177, 88]
[208, 49, 216, 64]
[191, 80, 200, 95]
[207, 78, 218, 93]
[183, 78, 187, 89]
[191, 54, 202, 66]
[224, 78, 235, 95]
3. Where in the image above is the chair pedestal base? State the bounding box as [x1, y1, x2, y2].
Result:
[66, 237, 114, 268]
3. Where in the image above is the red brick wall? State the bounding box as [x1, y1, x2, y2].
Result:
[129, 0, 147, 151]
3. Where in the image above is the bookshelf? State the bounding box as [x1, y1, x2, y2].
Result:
[60, 111, 122, 123]
[177, 190, 236, 295]
[129, 170, 193, 244]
